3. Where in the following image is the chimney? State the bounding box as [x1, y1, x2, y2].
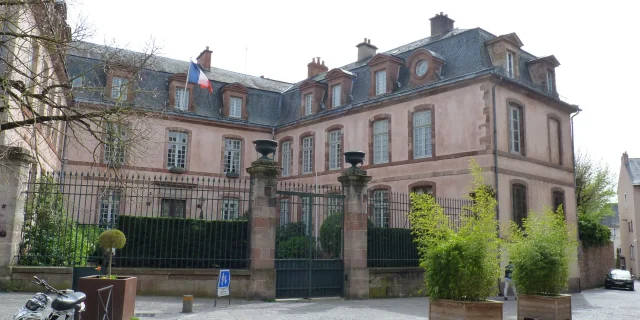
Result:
[430, 12, 455, 36]
[307, 57, 328, 78]
[356, 38, 378, 61]
[196, 46, 212, 71]
[623, 151, 630, 166]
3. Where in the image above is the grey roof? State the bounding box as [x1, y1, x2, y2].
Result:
[66, 27, 570, 128]
[601, 204, 620, 228]
[625, 158, 640, 185]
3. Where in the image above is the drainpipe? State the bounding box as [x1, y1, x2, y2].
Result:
[492, 75, 503, 226]
[570, 108, 581, 210]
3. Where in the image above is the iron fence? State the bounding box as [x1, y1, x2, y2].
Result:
[18, 171, 251, 269]
[367, 191, 473, 268]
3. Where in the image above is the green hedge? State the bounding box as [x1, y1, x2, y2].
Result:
[116, 216, 248, 269]
[367, 227, 419, 267]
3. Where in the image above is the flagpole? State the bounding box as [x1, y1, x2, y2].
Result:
[183, 57, 192, 107]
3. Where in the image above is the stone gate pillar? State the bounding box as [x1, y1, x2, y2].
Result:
[246, 156, 279, 300]
[338, 154, 371, 299]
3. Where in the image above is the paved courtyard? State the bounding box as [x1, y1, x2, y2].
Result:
[1, 283, 638, 319]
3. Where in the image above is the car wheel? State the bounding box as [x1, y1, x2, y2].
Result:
[631, 285, 635, 291]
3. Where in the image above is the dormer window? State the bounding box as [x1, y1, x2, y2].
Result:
[506, 52, 515, 78]
[305, 93, 313, 115]
[325, 68, 355, 109]
[230, 96, 242, 118]
[168, 73, 195, 111]
[367, 53, 403, 98]
[175, 87, 189, 110]
[221, 83, 249, 120]
[406, 49, 446, 87]
[546, 70, 554, 93]
[525, 55, 560, 96]
[331, 85, 341, 108]
[375, 70, 386, 95]
[111, 76, 128, 100]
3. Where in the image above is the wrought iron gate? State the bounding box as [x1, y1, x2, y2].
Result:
[275, 183, 344, 299]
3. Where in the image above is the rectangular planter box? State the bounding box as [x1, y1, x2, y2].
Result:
[429, 298, 503, 320]
[78, 276, 137, 320]
[517, 294, 571, 320]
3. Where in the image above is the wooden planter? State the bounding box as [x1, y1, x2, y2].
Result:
[517, 294, 571, 320]
[78, 276, 137, 320]
[429, 298, 503, 320]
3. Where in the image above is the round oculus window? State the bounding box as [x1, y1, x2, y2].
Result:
[416, 60, 429, 77]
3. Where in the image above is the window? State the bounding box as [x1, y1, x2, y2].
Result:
[549, 117, 561, 165]
[167, 131, 188, 169]
[224, 139, 242, 174]
[372, 190, 389, 227]
[104, 122, 126, 166]
[111, 76, 128, 100]
[373, 119, 389, 164]
[509, 104, 523, 154]
[412, 186, 433, 196]
[546, 70, 554, 93]
[161, 199, 186, 218]
[281, 141, 291, 176]
[222, 198, 239, 220]
[328, 197, 341, 215]
[631, 244, 636, 261]
[413, 110, 432, 159]
[328, 130, 341, 170]
[175, 87, 189, 110]
[375, 70, 386, 95]
[552, 190, 565, 214]
[99, 190, 121, 228]
[230, 96, 242, 118]
[304, 93, 313, 115]
[629, 220, 634, 233]
[302, 136, 313, 174]
[512, 184, 527, 228]
[302, 197, 312, 234]
[506, 52, 514, 78]
[279, 199, 290, 226]
[332, 84, 341, 108]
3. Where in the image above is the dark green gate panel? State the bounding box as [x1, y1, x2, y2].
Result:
[275, 259, 343, 299]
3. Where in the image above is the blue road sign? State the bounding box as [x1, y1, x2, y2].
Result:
[217, 269, 230, 297]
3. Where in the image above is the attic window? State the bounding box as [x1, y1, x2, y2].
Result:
[111, 77, 128, 100]
[230, 96, 242, 118]
[305, 93, 313, 115]
[506, 52, 515, 78]
[331, 85, 341, 108]
[375, 70, 386, 95]
[221, 83, 249, 120]
[546, 70, 554, 93]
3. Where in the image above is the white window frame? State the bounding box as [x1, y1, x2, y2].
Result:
[279, 198, 290, 226]
[302, 196, 312, 234]
[375, 70, 386, 95]
[373, 119, 389, 164]
[230, 96, 242, 118]
[99, 190, 121, 229]
[372, 190, 389, 228]
[224, 139, 242, 174]
[332, 84, 341, 108]
[175, 87, 189, 110]
[508, 105, 522, 154]
[111, 76, 128, 100]
[413, 110, 432, 159]
[167, 131, 188, 169]
[302, 136, 313, 174]
[222, 198, 239, 220]
[104, 122, 126, 165]
[546, 70, 554, 93]
[304, 93, 313, 115]
[281, 141, 291, 177]
[327, 197, 341, 215]
[506, 52, 514, 78]
[328, 130, 341, 170]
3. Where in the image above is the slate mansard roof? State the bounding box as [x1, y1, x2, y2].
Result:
[67, 28, 572, 129]
[624, 158, 640, 186]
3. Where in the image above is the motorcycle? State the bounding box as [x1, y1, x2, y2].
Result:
[13, 276, 86, 320]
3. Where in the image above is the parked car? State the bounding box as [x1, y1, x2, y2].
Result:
[605, 269, 635, 291]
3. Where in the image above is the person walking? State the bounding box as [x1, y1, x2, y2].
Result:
[504, 261, 517, 300]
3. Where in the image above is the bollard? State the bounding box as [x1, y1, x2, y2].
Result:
[182, 295, 193, 313]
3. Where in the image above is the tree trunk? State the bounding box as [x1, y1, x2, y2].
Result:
[108, 250, 113, 278]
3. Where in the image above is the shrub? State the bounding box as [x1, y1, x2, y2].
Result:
[277, 236, 312, 259]
[320, 213, 342, 258]
[98, 229, 127, 277]
[409, 159, 500, 301]
[578, 213, 611, 248]
[506, 206, 578, 296]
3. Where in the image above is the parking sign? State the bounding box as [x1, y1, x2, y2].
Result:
[217, 269, 230, 297]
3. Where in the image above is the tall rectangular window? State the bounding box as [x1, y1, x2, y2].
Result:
[552, 190, 565, 214]
[506, 52, 514, 78]
[512, 184, 527, 228]
[375, 70, 386, 95]
[281, 141, 291, 176]
[104, 122, 126, 166]
[167, 131, 188, 168]
[161, 199, 186, 218]
[111, 76, 128, 100]
[332, 84, 341, 107]
[222, 198, 239, 220]
[99, 190, 121, 228]
[327, 197, 341, 215]
[304, 93, 313, 115]
[302, 197, 312, 234]
[372, 190, 389, 227]
[549, 118, 561, 165]
[302, 136, 313, 174]
[546, 70, 554, 93]
[328, 130, 341, 170]
[509, 104, 522, 154]
[373, 119, 389, 164]
[279, 199, 290, 226]
[230, 96, 242, 118]
[175, 87, 189, 110]
[413, 110, 432, 159]
[224, 139, 242, 174]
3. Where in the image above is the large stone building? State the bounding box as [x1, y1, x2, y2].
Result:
[618, 152, 640, 277]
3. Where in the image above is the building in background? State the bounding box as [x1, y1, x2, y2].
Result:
[618, 152, 640, 277]
[602, 203, 621, 260]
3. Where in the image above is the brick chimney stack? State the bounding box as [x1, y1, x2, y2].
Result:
[623, 151, 630, 166]
[307, 57, 328, 78]
[430, 12, 455, 36]
[356, 38, 377, 61]
[197, 46, 212, 71]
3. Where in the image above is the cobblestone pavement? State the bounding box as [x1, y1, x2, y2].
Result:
[1, 283, 638, 319]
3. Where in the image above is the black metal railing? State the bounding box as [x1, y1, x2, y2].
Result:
[17, 171, 251, 269]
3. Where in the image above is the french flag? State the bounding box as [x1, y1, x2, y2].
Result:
[188, 61, 213, 93]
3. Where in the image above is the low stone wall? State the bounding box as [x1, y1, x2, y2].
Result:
[0, 266, 252, 298]
[579, 242, 614, 290]
[369, 267, 426, 298]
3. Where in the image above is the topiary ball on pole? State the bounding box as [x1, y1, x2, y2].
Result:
[98, 229, 126, 278]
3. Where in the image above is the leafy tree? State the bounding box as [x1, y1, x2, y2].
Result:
[320, 212, 342, 258]
[98, 229, 126, 278]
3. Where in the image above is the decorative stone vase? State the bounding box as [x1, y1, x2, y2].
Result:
[253, 139, 278, 159]
[429, 298, 503, 320]
[78, 276, 137, 320]
[517, 294, 571, 320]
[344, 151, 365, 168]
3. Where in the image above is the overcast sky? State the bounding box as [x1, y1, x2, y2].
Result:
[68, 0, 637, 184]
